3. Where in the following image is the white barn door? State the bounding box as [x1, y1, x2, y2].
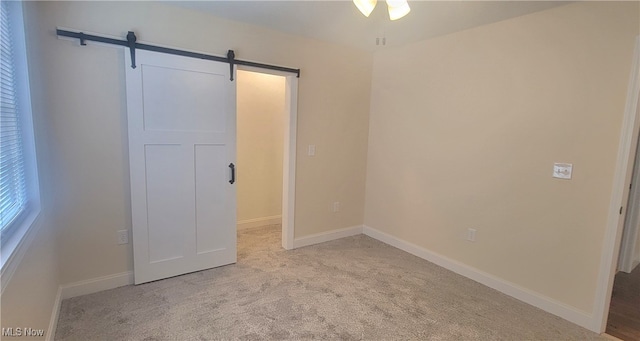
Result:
[125, 50, 237, 284]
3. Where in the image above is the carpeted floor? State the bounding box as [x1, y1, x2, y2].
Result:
[55, 225, 606, 340]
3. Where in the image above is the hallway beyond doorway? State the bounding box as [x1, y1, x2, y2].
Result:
[606, 265, 640, 340]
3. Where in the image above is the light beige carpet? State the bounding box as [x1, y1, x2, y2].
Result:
[55, 225, 606, 340]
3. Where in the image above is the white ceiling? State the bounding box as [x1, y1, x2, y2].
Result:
[170, 1, 570, 51]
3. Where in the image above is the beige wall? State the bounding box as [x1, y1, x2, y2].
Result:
[236, 70, 285, 223]
[365, 1, 639, 314]
[24, 1, 371, 285]
[1, 218, 59, 340]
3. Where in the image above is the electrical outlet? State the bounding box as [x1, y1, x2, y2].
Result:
[466, 228, 477, 242]
[332, 201, 340, 213]
[117, 229, 129, 245]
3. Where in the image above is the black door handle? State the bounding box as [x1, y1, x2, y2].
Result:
[229, 163, 235, 184]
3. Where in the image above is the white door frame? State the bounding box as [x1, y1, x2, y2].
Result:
[237, 65, 298, 250]
[592, 35, 640, 333]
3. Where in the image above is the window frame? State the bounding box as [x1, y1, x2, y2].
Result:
[0, 0, 41, 283]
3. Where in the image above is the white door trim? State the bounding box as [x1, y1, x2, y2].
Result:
[282, 76, 298, 250]
[237, 65, 298, 250]
[592, 35, 640, 333]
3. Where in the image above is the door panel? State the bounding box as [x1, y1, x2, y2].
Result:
[195, 144, 229, 254]
[125, 49, 237, 284]
[144, 144, 190, 263]
[141, 64, 228, 132]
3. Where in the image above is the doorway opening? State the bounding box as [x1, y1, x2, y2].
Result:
[605, 95, 640, 341]
[235, 68, 298, 251]
[606, 266, 640, 340]
[598, 36, 640, 338]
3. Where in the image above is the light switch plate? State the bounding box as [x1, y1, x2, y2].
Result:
[553, 163, 573, 179]
[117, 229, 129, 245]
[308, 145, 316, 156]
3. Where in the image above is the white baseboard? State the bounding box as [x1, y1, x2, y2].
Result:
[46, 286, 63, 341]
[293, 225, 363, 249]
[61, 271, 133, 299]
[362, 225, 595, 332]
[49, 272, 132, 339]
[237, 215, 282, 230]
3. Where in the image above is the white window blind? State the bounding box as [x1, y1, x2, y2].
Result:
[0, 1, 28, 232]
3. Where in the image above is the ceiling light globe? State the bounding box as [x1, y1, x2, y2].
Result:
[353, 0, 378, 17]
[386, 0, 411, 20]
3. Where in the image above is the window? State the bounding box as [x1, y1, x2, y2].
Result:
[0, 1, 40, 265]
[0, 1, 28, 234]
